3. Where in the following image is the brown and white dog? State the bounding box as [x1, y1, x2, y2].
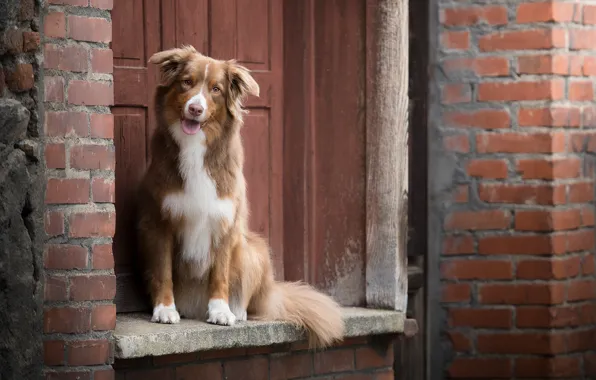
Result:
[136, 45, 344, 348]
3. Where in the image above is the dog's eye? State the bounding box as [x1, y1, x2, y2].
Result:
[212, 86, 220, 93]
[182, 79, 193, 87]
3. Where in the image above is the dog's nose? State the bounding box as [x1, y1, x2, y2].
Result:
[188, 104, 203, 117]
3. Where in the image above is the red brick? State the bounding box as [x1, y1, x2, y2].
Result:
[314, 349, 355, 374]
[90, 113, 114, 138]
[90, 0, 113, 9]
[479, 183, 566, 205]
[583, 56, 596, 75]
[517, 54, 569, 75]
[44, 275, 68, 301]
[44, 76, 65, 103]
[441, 31, 469, 50]
[199, 347, 246, 360]
[44, 44, 88, 72]
[44, 244, 88, 270]
[68, 15, 111, 43]
[515, 209, 582, 231]
[45, 210, 65, 237]
[92, 244, 114, 270]
[479, 29, 566, 51]
[519, 106, 581, 127]
[515, 356, 582, 378]
[355, 346, 392, 370]
[6, 63, 34, 92]
[70, 144, 115, 170]
[568, 279, 596, 302]
[68, 80, 114, 106]
[570, 55, 584, 75]
[516, 158, 581, 180]
[91, 49, 113, 73]
[567, 329, 596, 352]
[441, 6, 508, 26]
[448, 358, 512, 379]
[571, 29, 596, 50]
[92, 177, 115, 203]
[176, 362, 221, 380]
[570, 131, 596, 152]
[70, 274, 116, 301]
[585, 5, 596, 24]
[19, 0, 35, 21]
[516, 306, 581, 328]
[49, 0, 87, 5]
[125, 369, 174, 380]
[44, 307, 90, 333]
[478, 234, 554, 255]
[480, 283, 566, 305]
[45, 143, 65, 169]
[46, 372, 91, 380]
[442, 234, 475, 255]
[443, 134, 469, 153]
[448, 308, 512, 329]
[582, 254, 595, 275]
[568, 181, 594, 203]
[570, 80, 594, 101]
[478, 80, 564, 102]
[442, 283, 471, 303]
[447, 331, 471, 352]
[466, 159, 508, 179]
[152, 353, 197, 366]
[93, 369, 115, 380]
[444, 109, 510, 129]
[443, 56, 509, 77]
[444, 210, 510, 231]
[442, 83, 471, 104]
[517, 2, 575, 23]
[224, 357, 268, 380]
[92, 304, 116, 331]
[477, 132, 565, 153]
[567, 229, 595, 252]
[270, 352, 313, 380]
[23, 31, 40, 52]
[45, 178, 90, 204]
[478, 332, 566, 354]
[517, 257, 581, 280]
[45, 12, 66, 38]
[45, 111, 88, 137]
[441, 259, 512, 280]
[452, 185, 468, 203]
[583, 107, 596, 128]
[44, 340, 65, 366]
[66, 340, 110, 366]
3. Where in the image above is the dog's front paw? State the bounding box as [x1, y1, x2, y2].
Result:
[151, 303, 181, 324]
[234, 309, 247, 322]
[206, 299, 236, 326]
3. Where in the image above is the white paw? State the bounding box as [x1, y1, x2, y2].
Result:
[151, 303, 181, 324]
[233, 308, 247, 321]
[206, 299, 236, 326]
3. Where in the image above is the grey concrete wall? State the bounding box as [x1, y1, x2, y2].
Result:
[0, 0, 44, 378]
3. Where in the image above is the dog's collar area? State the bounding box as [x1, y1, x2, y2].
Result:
[113, 307, 406, 359]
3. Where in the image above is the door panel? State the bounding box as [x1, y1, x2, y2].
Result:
[112, 0, 283, 312]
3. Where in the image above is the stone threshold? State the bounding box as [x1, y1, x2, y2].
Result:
[114, 307, 406, 359]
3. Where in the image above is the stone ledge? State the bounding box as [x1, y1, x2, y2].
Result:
[114, 307, 406, 359]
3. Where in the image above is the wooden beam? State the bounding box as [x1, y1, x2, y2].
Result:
[366, 0, 409, 312]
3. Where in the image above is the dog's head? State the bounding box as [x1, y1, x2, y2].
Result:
[149, 45, 259, 145]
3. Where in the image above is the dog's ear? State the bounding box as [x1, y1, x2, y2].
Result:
[149, 45, 198, 86]
[226, 60, 259, 106]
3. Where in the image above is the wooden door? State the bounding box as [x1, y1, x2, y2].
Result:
[111, 0, 283, 312]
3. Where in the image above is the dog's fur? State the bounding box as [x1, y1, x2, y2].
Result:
[136, 45, 344, 348]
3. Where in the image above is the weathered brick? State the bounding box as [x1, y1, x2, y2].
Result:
[448, 358, 512, 379]
[70, 144, 115, 170]
[6, 63, 34, 92]
[477, 80, 564, 102]
[68, 16, 111, 43]
[45, 12, 66, 38]
[45, 178, 90, 204]
[90, 113, 114, 138]
[45, 210, 65, 237]
[68, 80, 114, 106]
[44, 244, 88, 269]
[91, 304, 116, 331]
[466, 159, 508, 179]
[92, 244, 114, 270]
[69, 275, 116, 301]
[44, 76, 65, 103]
[45, 143, 66, 169]
[479, 183, 566, 205]
[443, 109, 510, 129]
[477, 333, 566, 354]
[69, 212, 115, 238]
[517, 257, 581, 280]
[441, 259, 513, 280]
[44, 275, 68, 301]
[516, 158, 581, 180]
[23, 31, 40, 52]
[442, 283, 471, 303]
[90, 49, 113, 74]
[45, 111, 88, 137]
[92, 177, 115, 203]
[441, 6, 508, 26]
[44, 44, 88, 72]
[479, 283, 566, 305]
[515, 356, 582, 378]
[442, 234, 475, 255]
[66, 340, 111, 366]
[444, 210, 510, 231]
[44, 307, 91, 333]
[441, 31, 469, 50]
[448, 308, 512, 329]
[516, 2, 575, 23]
[479, 29, 566, 52]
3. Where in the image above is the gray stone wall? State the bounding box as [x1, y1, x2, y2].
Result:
[0, 0, 44, 378]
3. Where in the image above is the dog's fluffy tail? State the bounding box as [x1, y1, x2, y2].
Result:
[253, 281, 345, 349]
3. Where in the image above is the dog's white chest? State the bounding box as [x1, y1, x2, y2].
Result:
[162, 133, 235, 276]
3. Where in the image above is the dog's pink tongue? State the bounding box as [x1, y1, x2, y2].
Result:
[181, 119, 201, 135]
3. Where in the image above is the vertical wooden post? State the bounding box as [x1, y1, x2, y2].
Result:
[366, 0, 409, 312]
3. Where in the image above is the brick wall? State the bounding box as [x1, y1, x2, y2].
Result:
[114, 336, 396, 380]
[434, 0, 596, 378]
[43, 0, 115, 379]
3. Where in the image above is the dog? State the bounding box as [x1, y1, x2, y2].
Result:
[136, 45, 345, 348]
